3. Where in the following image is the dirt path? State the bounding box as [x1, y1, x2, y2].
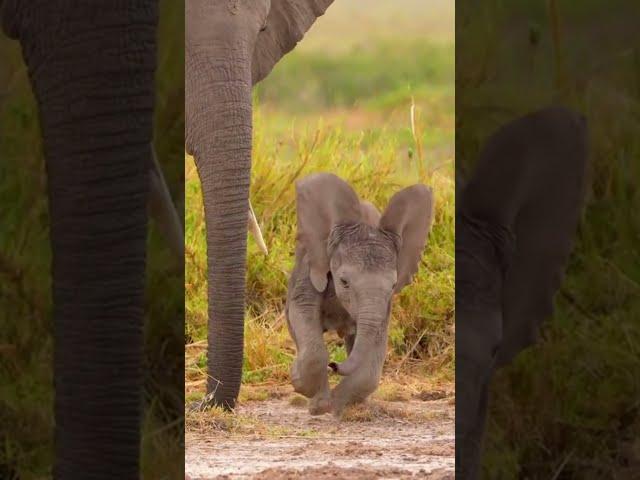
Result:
[186, 394, 454, 479]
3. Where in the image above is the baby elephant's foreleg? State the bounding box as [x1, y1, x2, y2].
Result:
[287, 302, 331, 415]
[331, 340, 386, 416]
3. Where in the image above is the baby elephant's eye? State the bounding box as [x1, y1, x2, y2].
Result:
[340, 278, 349, 288]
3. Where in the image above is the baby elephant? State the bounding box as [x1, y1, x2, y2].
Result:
[285, 173, 434, 416]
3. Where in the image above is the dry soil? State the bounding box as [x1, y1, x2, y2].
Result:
[185, 392, 454, 479]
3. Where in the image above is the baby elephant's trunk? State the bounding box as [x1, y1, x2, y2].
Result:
[330, 298, 389, 376]
[329, 353, 359, 376]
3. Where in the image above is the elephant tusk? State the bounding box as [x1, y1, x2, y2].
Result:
[149, 144, 185, 261]
[248, 200, 268, 255]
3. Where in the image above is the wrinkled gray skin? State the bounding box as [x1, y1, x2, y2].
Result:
[186, 0, 335, 409]
[286, 173, 434, 416]
[456, 106, 589, 479]
[0, 0, 180, 477]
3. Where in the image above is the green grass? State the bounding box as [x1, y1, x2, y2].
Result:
[457, 1, 640, 477]
[0, 1, 184, 478]
[185, 3, 455, 396]
[254, 41, 453, 112]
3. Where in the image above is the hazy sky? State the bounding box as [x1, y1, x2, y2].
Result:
[298, 0, 454, 53]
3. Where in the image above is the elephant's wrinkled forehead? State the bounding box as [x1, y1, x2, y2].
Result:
[328, 223, 398, 271]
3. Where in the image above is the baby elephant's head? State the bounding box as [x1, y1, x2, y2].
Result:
[295, 173, 434, 375]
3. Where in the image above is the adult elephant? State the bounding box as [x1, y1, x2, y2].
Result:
[1, 1, 181, 478]
[186, 0, 334, 409]
[455, 107, 589, 479]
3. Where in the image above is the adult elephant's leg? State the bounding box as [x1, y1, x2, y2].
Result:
[2, 1, 158, 477]
[185, 1, 269, 409]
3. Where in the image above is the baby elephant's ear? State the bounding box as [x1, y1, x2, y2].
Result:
[380, 185, 434, 292]
[295, 173, 361, 292]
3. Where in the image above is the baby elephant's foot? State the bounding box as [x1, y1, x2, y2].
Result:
[308, 393, 331, 415]
[329, 391, 348, 419]
[330, 396, 358, 419]
[331, 375, 378, 418]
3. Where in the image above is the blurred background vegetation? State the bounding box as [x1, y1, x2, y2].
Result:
[185, 0, 455, 404]
[0, 1, 184, 478]
[457, 0, 640, 478]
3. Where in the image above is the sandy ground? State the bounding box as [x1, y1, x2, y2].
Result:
[185, 394, 454, 479]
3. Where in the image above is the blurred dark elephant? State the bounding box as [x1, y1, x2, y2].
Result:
[455, 107, 589, 479]
[1, 1, 181, 477]
[185, 0, 334, 410]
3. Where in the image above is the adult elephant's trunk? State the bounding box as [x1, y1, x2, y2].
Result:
[331, 297, 390, 376]
[2, 1, 158, 477]
[455, 213, 506, 479]
[455, 309, 498, 480]
[186, 5, 255, 409]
